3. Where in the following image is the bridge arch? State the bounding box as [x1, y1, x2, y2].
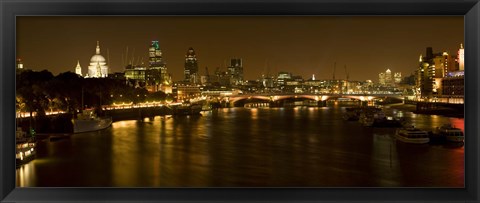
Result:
[225, 94, 404, 107]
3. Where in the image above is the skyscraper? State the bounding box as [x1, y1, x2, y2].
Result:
[379, 72, 385, 85]
[385, 69, 392, 85]
[228, 58, 244, 86]
[184, 47, 199, 84]
[148, 40, 169, 87]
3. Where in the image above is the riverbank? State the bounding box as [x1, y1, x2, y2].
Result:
[17, 106, 173, 134]
[385, 103, 464, 118]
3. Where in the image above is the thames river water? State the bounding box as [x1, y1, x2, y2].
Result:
[16, 106, 464, 187]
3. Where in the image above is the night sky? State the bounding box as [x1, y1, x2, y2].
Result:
[17, 16, 464, 81]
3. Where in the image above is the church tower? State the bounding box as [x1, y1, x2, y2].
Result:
[75, 60, 82, 76]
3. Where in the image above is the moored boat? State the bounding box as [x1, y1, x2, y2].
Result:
[395, 126, 430, 144]
[16, 128, 36, 167]
[358, 108, 403, 128]
[433, 124, 464, 143]
[73, 109, 112, 133]
[343, 106, 380, 121]
[172, 104, 202, 116]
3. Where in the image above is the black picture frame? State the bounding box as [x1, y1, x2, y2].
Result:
[1, 0, 479, 202]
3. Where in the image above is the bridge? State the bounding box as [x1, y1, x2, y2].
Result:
[202, 93, 403, 104]
[16, 93, 406, 119]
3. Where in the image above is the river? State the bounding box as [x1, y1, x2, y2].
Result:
[16, 105, 464, 187]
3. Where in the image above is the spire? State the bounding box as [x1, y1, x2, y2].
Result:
[75, 60, 82, 76]
[96, 41, 100, 54]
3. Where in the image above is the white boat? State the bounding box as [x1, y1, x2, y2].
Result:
[433, 124, 464, 142]
[73, 109, 112, 133]
[16, 128, 36, 167]
[395, 126, 430, 144]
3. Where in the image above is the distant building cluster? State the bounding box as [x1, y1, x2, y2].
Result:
[415, 44, 464, 103]
[378, 69, 401, 86]
[16, 40, 465, 104]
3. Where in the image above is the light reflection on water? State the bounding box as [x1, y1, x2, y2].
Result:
[17, 107, 464, 187]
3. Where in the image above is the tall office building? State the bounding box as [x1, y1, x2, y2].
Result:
[228, 58, 244, 86]
[385, 69, 392, 85]
[148, 41, 169, 88]
[184, 47, 199, 84]
[417, 47, 438, 98]
[378, 72, 385, 85]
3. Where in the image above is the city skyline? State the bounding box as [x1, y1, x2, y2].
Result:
[17, 16, 463, 81]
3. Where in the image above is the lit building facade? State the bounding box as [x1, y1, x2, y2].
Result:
[16, 59, 24, 70]
[276, 72, 292, 87]
[147, 41, 171, 92]
[385, 69, 392, 85]
[378, 72, 385, 85]
[457, 43, 464, 71]
[228, 58, 244, 86]
[184, 47, 199, 84]
[442, 71, 464, 103]
[175, 84, 201, 102]
[124, 64, 147, 88]
[87, 41, 109, 78]
[415, 46, 463, 99]
[394, 72, 402, 84]
[432, 52, 456, 79]
[148, 41, 169, 84]
[417, 55, 435, 98]
[416, 47, 452, 98]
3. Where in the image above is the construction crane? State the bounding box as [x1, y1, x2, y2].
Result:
[344, 65, 349, 93]
[333, 62, 336, 80]
[344, 65, 349, 81]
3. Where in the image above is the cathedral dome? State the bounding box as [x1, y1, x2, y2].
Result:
[87, 41, 108, 78]
[90, 54, 106, 64]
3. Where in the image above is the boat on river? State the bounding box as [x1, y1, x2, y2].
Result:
[172, 104, 202, 116]
[432, 124, 464, 143]
[395, 126, 430, 144]
[357, 108, 403, 127]
[16, 128, 36, 167]
[73, 109, 112, 133]
[343, 106, 381, 121]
